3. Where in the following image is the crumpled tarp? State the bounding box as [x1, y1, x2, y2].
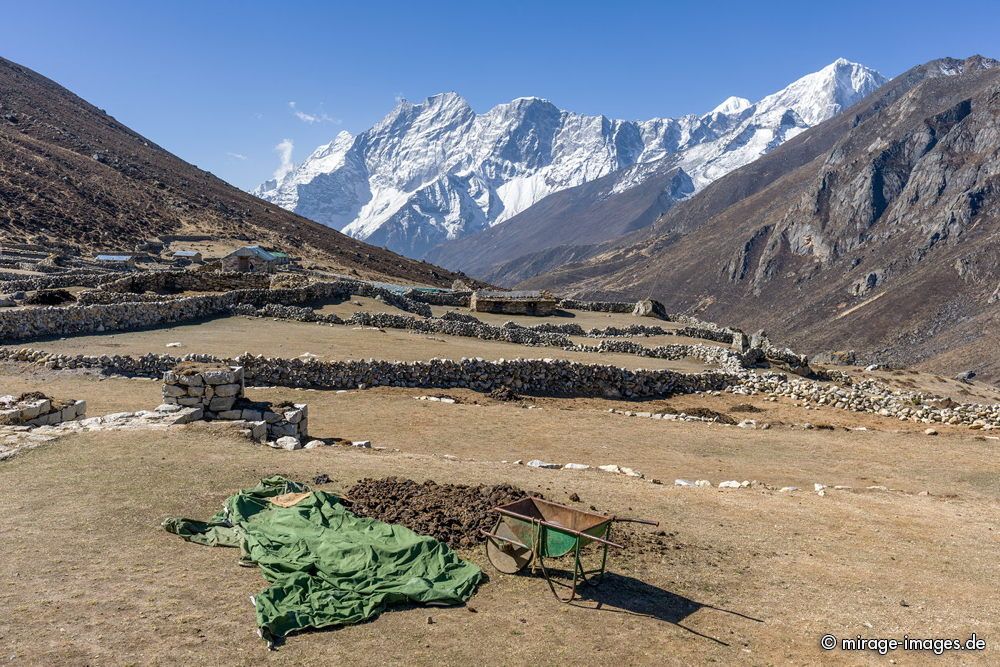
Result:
[163, 476, 482, 640]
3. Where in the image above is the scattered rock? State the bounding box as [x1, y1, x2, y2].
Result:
[276, 436, 300, 450]
[597, 464, 643, 478]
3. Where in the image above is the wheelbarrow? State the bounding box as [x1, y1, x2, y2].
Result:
[482, 497, 658, 602]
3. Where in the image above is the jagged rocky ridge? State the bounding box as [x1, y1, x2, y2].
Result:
[520, 56, 1000, 380]
[254, 60, 886, 259]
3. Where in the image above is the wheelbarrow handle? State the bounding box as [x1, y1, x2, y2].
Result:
[613, 516, 659, 527]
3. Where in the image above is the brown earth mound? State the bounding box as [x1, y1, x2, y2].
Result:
[684, 407, 736, 424]
[24, 289, 75, 305]
[729, 403, 765, 413]
[487, 386, 521, 402]
[346, 477, 530, 549]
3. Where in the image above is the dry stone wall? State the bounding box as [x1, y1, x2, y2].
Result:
[3, 347, 996, 427]
[0, 279, 431, 342]
[558, 299, 635, 313]
[161, 364, 309, 442]
[569, 339, 747, 374]
[0, 272, 116, 293]
[405, 290, 471, 307]
[0, 394, 86, 427]
[97, 271, 271, 295]
[344, 311, 573, 347]
[0, 348, 736, 400]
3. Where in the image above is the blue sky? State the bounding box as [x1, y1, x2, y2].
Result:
[2, 0, 998, 189]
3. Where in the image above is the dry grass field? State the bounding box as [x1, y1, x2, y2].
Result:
[7, 313, 713, 373]
[1, 301, 998, 665]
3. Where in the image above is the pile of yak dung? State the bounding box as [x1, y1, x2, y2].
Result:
[683, 407, 737, 424]
[346, 477, 529, 549]
[25, 289, 75, 305]
[487, 385, 520, 402]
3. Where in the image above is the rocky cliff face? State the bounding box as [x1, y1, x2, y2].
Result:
[254, 60, 886, 259]
[520, 56, 1000, 379]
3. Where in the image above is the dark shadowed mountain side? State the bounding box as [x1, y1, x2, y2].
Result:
[520, 57, 1000, 380]
[424, 163, 693, 284]
[0, 57, 466, 286]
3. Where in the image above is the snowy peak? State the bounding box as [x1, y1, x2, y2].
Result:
[755, 58, 886, 125]
[254, 59, 887, 259]
[711, 96, 752, 115]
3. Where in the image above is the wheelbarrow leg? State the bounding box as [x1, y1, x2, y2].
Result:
[579, 526, 611, 587]
[537, 540, 583, 603]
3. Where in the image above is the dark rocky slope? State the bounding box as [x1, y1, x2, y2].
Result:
[522, 57, 1000, 379]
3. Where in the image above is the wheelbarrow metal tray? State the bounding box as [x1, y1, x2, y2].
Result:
[492, 497, 617, 557]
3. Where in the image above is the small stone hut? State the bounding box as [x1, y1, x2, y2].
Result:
[95, 253, 136, 268]
[171, 250, 203, 265]
[469, 289, 558, 316]
[221, 246, 279, 273]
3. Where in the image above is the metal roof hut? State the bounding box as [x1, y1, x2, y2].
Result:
[469, 289, 558, 316]
[221, 246, 279, 273]
[95, 253, 136, 268]
[171, 250, 203, 264]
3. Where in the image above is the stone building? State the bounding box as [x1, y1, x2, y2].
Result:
[470, 289, 558, 316]
[95, 253, 136, 268]
[221, 246, 280, 273]
[171, 250, 203, 265]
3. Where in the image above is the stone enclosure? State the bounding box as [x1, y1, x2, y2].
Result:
[161, 363, 309, 445]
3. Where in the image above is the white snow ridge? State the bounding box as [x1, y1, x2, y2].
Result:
[252, 59, 887, 259]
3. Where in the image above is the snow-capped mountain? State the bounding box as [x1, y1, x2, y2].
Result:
[253, 59, 887, 259]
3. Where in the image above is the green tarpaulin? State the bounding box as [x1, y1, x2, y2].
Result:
[163, 476, 482, 641]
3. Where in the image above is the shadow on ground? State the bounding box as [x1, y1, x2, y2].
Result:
[565, 572, 764, 646]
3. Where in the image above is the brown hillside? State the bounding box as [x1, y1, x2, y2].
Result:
[0, 56, 467, 286]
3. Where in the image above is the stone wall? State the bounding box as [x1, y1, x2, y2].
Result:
[0, 348, 736, 400]
[97, 270, 272, 295]
[4, 346, 996, 427]
[161, 364, 308, 442]
[0, 394, 86, 427]
[0, 272, 116, 293]
[76, 291, 189, 305]
[405, 290, 471, 307]
[231, 303, 343, 324]
[344, 311, 573, 347]
[0, 279, 431, 342]
[557, 299, 635, 313]
[569, 339, 747, 374]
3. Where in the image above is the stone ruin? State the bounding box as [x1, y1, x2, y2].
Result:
[162, 363, 309, 446]
[0, 392, 86, 427]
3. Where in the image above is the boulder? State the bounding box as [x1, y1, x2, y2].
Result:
[632, 299, 667, 320]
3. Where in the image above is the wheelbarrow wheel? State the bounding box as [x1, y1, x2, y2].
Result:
[485, 518, 533, 574]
